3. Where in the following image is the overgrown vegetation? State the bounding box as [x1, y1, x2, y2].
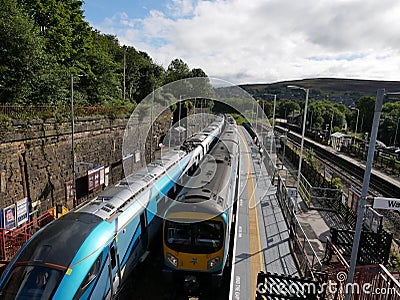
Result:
[257, 96, 400, 147]
[0, 0, 207, 107]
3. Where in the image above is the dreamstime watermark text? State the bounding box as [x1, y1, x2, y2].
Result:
[256, 271, 400, 298]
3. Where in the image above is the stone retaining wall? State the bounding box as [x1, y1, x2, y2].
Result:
[0, 112, 171, 218]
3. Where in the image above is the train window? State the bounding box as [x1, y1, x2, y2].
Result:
[164, 220, 223, 254]
[167, 224, 191, 245]
[73, 253, 102, 299]
[194, 221, 223, 249]
[110, 246, 116, 269]
[0, 265, 62, 299]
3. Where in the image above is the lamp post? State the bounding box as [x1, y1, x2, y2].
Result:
[262, 94, 277, 158]
[70, 73, 82, 207]
[176, 95, 187, 144]
[281, 132, 287, 170]
[287, 85, 309, 206]
[271, 94, 277, 136]
[350, 106, 360, 143]
[344, 89, 385, 300]
[150, 89, 154, 162]
[200, 98, 203, 129]
[394, 117, 400, 147]
[179, 95, 182, 129]
[329, 109, 334, 145]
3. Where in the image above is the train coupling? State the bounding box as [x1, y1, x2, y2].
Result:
[183, 275, 200, 294]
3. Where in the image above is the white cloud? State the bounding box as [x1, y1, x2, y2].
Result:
[166, 0, 196, 17]
[98, 0, 400, 84]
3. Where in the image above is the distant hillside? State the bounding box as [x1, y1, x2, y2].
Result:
[240, 78, 400, 105]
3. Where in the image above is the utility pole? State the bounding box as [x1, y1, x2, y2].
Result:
[287, 85, 309, 206]
[123, 48, 126, 101]
[150, 89, 154, 162]
[344, 89, 384, 300]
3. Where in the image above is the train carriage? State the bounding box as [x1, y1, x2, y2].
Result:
[162, 122, 240, 287]
[0, 116, 225, 299]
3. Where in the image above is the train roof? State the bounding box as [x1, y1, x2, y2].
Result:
[165, 126, 238, 221]
[76, 149, 185, 220]
[14, 212, 103, 268]
[187, 134, 207, 143]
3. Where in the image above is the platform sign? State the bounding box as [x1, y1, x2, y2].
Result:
[99, 167, 105, 186]
[16, 198, 29, 226]
[3, 204, 16, 230]
[348, 186, 361, 212]
[135, 150, 141, 163]
[65, 180, 74, 202]
[373, 197, 400, 211]
[104, 167, 110, 187]
[88, 165, 105, 191]
[364, 206, 383, 233]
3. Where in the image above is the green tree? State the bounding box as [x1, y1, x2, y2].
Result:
[308, 101, 346, 132]
[190, 68, 207, 78]
[379, 101, 400, 146]
[133, 51, 164, 102]
[78, 32, 121, 105]
[0, 0, 64, 103]
[259, 101, 273, 119]
[276, 99, 300, 119]
[356, 96, 375, 134]
[164, 58, 191, 84]
[19, 0, 92, 65]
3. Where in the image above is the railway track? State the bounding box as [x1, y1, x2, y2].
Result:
[276, 126, 400, 198]
[275, 126, 400, 245]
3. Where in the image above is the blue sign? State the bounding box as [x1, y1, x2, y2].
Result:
[16, 198, 29, 226]
[3, 204, 16, 230]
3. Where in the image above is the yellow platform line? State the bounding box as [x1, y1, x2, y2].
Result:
[239, 128, 264, 299]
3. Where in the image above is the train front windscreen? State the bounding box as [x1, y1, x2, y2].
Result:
[165, 220, 223, 254]
[0, 265, 63, 299]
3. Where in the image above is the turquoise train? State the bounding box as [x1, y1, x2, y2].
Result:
[0, 117, 225, 299]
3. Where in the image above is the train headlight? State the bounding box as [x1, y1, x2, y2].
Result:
[207, 256, 220, 270]
[166, 253, 178, 267]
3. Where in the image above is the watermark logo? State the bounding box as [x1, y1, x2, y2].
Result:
[336, 271, 347, 282]
[256, 271, 400, 298]
[122, 77, 276, 223]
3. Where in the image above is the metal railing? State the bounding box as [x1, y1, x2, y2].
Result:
[323, 237, 400, 299]
[276, 174, 323, 277]
[0, 104, 133, 119]
[0, 209, 57, 261]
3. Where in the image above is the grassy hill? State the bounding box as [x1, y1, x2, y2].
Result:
[240, 78, 400, 105]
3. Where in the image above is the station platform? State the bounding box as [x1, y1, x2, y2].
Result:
[279, 125, 400, 189]
[229, 127, 298, 300]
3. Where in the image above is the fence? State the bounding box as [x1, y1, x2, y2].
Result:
[323, 238, 400, 300]
[0, 209, 56, 261]
[297, 172, 358, 230]
[330, 227, 393, 266]
[276, 174, 323, 277]
[261, 143, 277, 181]
[0, 104, 133, 119]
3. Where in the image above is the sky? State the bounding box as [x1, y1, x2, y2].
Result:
[82, 0, 400, 85]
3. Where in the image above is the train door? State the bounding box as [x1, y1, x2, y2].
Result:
[140, 211, 148, 250]
[108, 241, 121, 298]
